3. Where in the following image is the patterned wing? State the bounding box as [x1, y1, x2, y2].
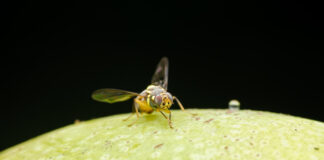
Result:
[151, 57, 169, 90]
[91, 88, 138, 103]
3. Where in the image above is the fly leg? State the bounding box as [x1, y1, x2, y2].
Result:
[160, 111, 173, 129]
[127, 100, 141, 127]
[173, 96, 197, 116]
[123, 101, 137, 121]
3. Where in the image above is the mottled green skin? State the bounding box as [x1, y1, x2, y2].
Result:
[1, 109, 324, 160]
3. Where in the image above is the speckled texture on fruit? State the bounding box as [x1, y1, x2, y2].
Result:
[1, 109, 324, 160]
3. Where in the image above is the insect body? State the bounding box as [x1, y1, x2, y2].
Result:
[92, 57, 190, 128]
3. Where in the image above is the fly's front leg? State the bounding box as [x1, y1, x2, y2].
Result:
[160, 111, 173, 129]
[173, 96, 197, 116]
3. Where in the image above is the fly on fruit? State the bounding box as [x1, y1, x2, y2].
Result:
[91, 57, 194, 128]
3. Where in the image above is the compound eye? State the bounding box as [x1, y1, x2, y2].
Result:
[155, 95, 162, 105]
[166, 93, 173, 101]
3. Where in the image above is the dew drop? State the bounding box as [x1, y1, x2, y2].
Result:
[229, 99, 240, 111]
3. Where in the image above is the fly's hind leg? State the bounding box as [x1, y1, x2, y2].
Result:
[127, 100, 141, 127]
[173, 96, 197, 116]
[123, 101, 137, 121]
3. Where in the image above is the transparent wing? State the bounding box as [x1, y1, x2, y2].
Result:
[151, 57, 169, 90]
[91, 88, 139, 103]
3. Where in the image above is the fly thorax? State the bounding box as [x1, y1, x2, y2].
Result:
[147, 95, 157, 108]
[146, 85, 163, 93]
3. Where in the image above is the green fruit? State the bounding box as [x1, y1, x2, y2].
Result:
[1, 109, 324, 160]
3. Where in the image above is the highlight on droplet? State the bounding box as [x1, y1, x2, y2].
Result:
[228, 99, 240, 111]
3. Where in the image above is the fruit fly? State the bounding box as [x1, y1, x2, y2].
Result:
[91, 57, 192, 128]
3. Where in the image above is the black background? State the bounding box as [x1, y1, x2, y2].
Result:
[3, 0, 323, 151]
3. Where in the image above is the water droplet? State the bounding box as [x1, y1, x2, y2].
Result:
[228, 99, 240, 111]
